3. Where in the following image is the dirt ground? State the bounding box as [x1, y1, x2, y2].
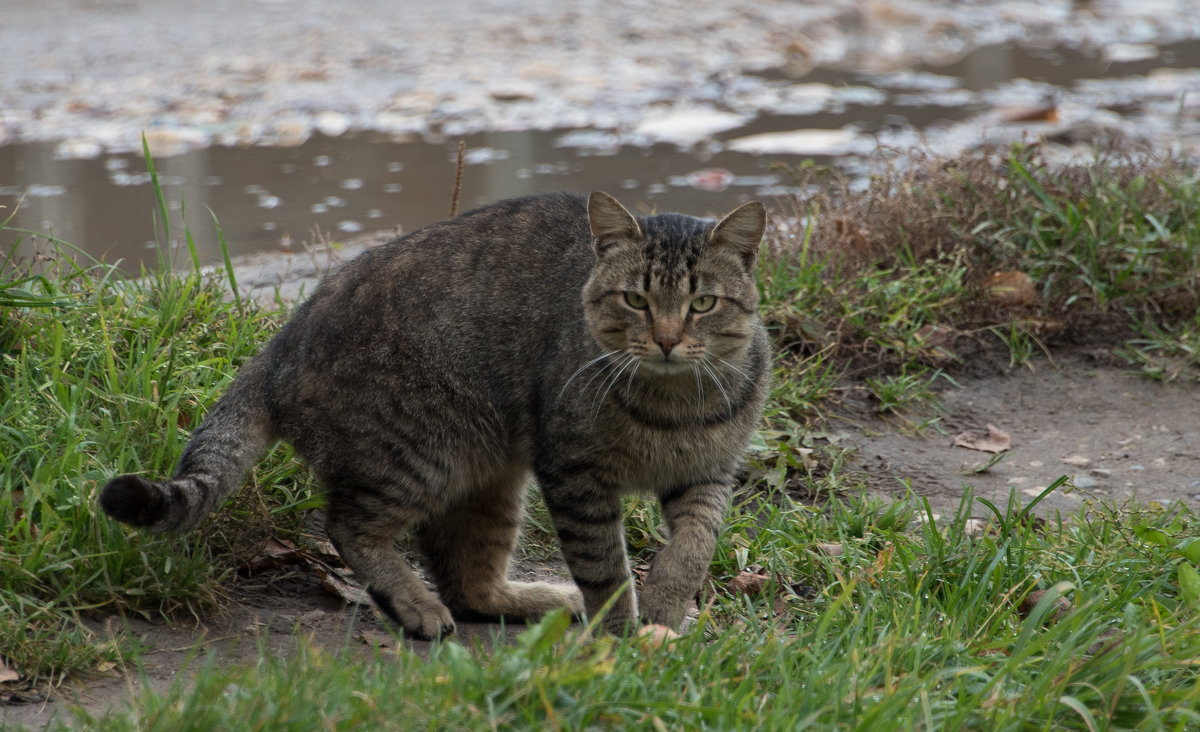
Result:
[843, 352, 1200, 520]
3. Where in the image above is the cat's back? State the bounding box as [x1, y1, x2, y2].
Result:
[305, 192, 591, 326]
[265, 193, 597, 434]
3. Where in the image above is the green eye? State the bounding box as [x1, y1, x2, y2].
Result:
[690, 295, 716, 313]
[623, 292, 649, 310]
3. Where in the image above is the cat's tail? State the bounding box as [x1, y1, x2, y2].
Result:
[99, 353, 276, 533]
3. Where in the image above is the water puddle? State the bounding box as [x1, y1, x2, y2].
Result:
[2, 39, 1196, 273]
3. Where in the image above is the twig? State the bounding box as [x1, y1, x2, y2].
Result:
[449, 140, 466, 217]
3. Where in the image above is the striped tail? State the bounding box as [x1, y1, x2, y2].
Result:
[100, 356, 275, 533]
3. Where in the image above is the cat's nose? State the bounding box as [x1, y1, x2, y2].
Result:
[654, 334, 680, 356]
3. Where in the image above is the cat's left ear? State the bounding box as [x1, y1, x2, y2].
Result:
[588, 191, 643, 256]
[709, 201, 766, 270]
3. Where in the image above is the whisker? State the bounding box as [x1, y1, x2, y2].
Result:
[710, 354, 752, 382]
[699, 360, 735, 416]
[591, 354, 638, 425]
[558, 350, 621, 405]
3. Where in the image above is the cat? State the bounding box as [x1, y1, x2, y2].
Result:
[100, 191, 771, 639]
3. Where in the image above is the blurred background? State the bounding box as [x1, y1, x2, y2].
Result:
[2, 0, 1198, 273]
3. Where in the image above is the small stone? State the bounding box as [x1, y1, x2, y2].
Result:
[1060, 455, 1090, 467]
[963, 518, 989, 537]
[1088, 468, 1112, 478]
[1072, 475, 1099, 490]
[1030, 460, 1044, 468]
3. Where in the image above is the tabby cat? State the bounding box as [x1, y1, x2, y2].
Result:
[100, 191, 770, 639]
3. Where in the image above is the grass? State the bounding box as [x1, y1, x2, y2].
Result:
[4, 142, 1200, 728]
[55, 489, 1200, 730]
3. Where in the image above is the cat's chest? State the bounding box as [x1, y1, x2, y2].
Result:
[596, 411, 750, 492]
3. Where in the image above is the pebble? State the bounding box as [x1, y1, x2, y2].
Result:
[1072, 475, 1099, 490]
[1060, 455, 1090, 467]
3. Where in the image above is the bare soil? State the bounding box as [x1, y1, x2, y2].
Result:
[843, 351, 1200, 521]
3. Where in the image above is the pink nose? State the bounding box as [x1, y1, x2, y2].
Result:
[654, 335, 680, 355]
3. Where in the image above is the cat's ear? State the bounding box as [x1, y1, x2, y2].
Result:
[709, 201, 766, 269]
[588, 191, 642, 255]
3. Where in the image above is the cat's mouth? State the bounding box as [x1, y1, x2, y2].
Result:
[635, 356, 694, 376]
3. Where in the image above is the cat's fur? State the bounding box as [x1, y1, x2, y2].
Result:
[100, 191, 770, 638]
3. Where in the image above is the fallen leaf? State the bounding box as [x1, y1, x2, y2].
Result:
[953, 424, 1012, 453]
[0, 658, 19, 684]
[1019, 589, 1071, 622]
[814, 542, 845, 557]
[314, 565, 371, 606]
[1000, 106, 1060, 124]
[635, 624, 678, 649]
[913, 324, 960, 364]
[986, 270, 1037, 307]
[685, 168, 734, 192]
[241, 537, 306, 572]
[1086, 628, 1124, 657]
[726, 568, 771, 596]
[355, 629, 395, 649]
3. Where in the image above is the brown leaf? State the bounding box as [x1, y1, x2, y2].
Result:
[913, 324, 960, 364]
[355, 629, 395, 649]
[1086, 628, 1124, 657]
[726, 569, 771, 596]
[1000, 106, 1060, 124]
[953, 424, 1011, 453]
[241, 537, 306, 572]
[986, 270, 1037, 307]
[1019, 589, 1071, 622]
[314, 565, 371, 606]
[635, 624, 679, 649]
[814, 542, 845, 557]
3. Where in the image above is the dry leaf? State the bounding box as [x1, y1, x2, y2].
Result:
[242, 537, 306, 572]
[953, 424, 1011, 453]
[314, 565, 371, 606]
[1000, 106, 1060, 124]
[0, 659, 19, 684]
[986, 270, 1037, 307]
[726, 568, 771, 596]
[635, 624, 679, 649]
[355, 629, 395, 649]
[913, 324, 960, 364]
[814, 542, 845, 557]
[1019, 589, 1071, 622]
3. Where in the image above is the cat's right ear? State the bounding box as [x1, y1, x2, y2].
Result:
[588, 191, 642, 256]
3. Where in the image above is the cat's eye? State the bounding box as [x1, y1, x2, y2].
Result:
[623, 292, 649, 310]
[690, 295, 717, 313]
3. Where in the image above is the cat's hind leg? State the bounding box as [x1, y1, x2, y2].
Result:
[323, 479, 456, 640]
[416, 470, 583, 622]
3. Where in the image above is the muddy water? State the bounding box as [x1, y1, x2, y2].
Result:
[2, 39, 1197, 273]
[0, 132, 810, 273]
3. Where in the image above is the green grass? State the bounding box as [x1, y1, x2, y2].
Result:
[60, 489, 1200, 730]
[5, 142, 1200, 728]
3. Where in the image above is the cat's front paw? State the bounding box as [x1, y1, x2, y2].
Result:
[368, 587, 456, 640]
[636, 589, 690, 631]
[409, 603, 457, 640]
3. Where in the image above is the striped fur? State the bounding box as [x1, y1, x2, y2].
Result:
[100, 191, 770, 638]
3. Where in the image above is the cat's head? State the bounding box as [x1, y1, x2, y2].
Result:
[582, 191, 766, 376]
